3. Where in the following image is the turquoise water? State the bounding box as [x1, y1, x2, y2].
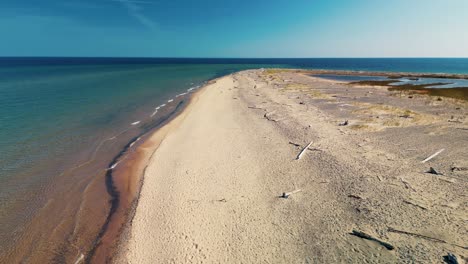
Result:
[0, 61, 289, 261]
[1, 58, 468, 261]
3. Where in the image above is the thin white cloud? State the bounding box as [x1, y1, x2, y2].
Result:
[114, 0, 158, 30]
[109, 0, 154, 4]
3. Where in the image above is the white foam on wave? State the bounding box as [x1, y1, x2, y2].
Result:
[131, 121, 141, 126]
[176, 92, 187, 97]
[73, 253, 84, 264]
[160, 104, 166, 107]
[167, 99, 174, 103]
[187, 87, 195, 92]
[129, 137, 141, 148]
[151, 109, 158, 117]
[109, 161, 120, 170]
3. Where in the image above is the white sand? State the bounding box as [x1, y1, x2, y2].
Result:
[122, 70, 467, 263]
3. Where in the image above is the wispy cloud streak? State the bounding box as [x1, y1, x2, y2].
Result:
[114, 0, 158, 30]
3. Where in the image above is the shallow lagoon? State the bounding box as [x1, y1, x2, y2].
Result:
[314, 74, 468, 88]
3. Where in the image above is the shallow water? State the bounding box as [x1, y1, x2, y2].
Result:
[0, 60, 285, 262]
[1, 57, 468, 262]
[313, 74, 468, 88]
[392, 77, 468, 88]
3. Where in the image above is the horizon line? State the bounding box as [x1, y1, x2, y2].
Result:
[1, 56, 468, 59]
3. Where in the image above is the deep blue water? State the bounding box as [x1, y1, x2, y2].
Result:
[2, 57, 468, 74]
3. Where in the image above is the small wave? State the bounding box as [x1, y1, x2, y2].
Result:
[176, 92, 187, 97]
[187, 87, 195, 92]
[73, 253, 84, 264]
[130, 137, 142, 148]
[131, 121, 141, 126]
[167, 99, 174, 103]
[109, 162, 119, 170]
[160, 104, 166, 107]
[150, 110, 158, 117]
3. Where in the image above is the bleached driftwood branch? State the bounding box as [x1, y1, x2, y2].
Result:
[289, 141, 301, 147]
[400, 178, 416, 192]
[248, 106, 264, 110]
[296, 141, 313, 160]
[281, 189, 301, 198]
[421, 149, 445, 163]
[388, 227, 467, 250]
[350, 230, 394, 250]
[403, 199, 428, 210]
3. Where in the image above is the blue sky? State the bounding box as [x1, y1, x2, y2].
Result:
[1, 0, 467, 57]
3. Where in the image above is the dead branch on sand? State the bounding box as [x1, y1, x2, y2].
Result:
[248, 106, 265, 110]
[421, 149, 445, 163]
[403, 200, 428, 210]
[264, 111, 282, 122]
[427, 167, 443, 175]
[339, 120, 349, 126]
[289, 141, 301, 147]
[350, 230, 394, 250]
[281, 189, 301, 198]
[348, 194, 363, 200]
[400, 178, 416, 192]
[388, 227, 467, 250]
[443, 253, 459, 264]
[296, 141, 313, 160]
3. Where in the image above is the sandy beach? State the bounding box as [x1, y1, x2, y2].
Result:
[118, 69, 467, 263]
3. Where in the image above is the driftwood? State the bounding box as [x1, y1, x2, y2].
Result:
[427, 167, 443, 175]
[448, 119, 462, 123]
[281, 189, 301, 198]
[451, 166, 468, 172]
[400, 178, 416, 192]
[289, 141, 301, 147]
[443, 253, 459, 264]
[421, 149, 445, 163]
[296, 141, 313, 160]
[350, 230, 394, 250]
[388, 227, 467, 250]
[248, 106, 264, 110]
[264, 112, 282, 122]
[339, 120, 349, 126]
[348, 194, 363, 200]
[403, 199, 428, 210]
[438, 177, 457, 184]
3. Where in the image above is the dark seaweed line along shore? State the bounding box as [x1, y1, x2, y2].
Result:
[84, 99, 186, 263]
